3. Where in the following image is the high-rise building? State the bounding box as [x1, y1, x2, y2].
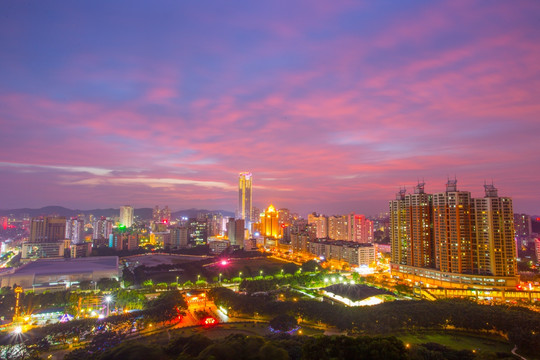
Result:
[389, 180, 518, 289]
[260, 205, 280, 239]
[119, 206, 134, 227]
[472, 184, 516, 277]
[153, 206, 171, 224]
[188, 218, 208, 245]
[238, 172, 252, 226]
[29, 216, 66, 243]
[328, 215, 348, 240]
[351, 214, 374, 244]
[227, 218, 245, 247]
[92, 217, 113, 240]
[390, 183, 433, 268]
[65, 217, 85, 244]
[307, 213, 328, 238]
[169, 227, 189, 249]
[514, 213, 532, 241]
[433, 180, 474, 274]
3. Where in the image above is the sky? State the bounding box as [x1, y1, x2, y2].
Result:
[1, 1, 539, 217]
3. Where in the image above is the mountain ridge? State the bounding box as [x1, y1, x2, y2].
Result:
[0, 206, 235, 219]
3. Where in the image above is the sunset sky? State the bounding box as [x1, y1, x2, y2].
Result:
[1, 1, 539, 216]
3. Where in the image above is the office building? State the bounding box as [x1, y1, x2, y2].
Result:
[238, 172, 252, 226]
[119, 205, 134, 227]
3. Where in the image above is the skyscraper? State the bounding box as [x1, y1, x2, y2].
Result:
[389, 180, 518, 288]
[472, 184, 516, 277]
[238, 172, 252, 226]
[390, 184, 433, 268]
[433, 180, 474, 274]
[119, 205, 134, 227]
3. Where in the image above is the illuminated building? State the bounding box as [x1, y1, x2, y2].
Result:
[390, 180, 519, 289]
[349, 214, 374, 244]
[514, 213, 532, 241]
[21, 242, 64, 261]
[29, 216, 66, 243]
[308, 239, 375, 267]
[433, 179, 474, 274]
[390, 183, 433, 268]
[153, 205, 171, 224]
[70, 243, 92, 258]
[328, 215, 348, 240]
[110, 233, 139, 251]
[291, 232, 310, 254]
[92, 217, 113, 240]
[226, 218, 245, 247]
[119, 205, 134, 227]
[169, 226, 189, 249]
[535, 238, 540, 262]
[0, 256, 119, 291]
[188, 218, 208, 245]
[65, 217, 85, 244]
[260, 205, 280, 239]
[208, 238, 230, 254]
[472, 184, 516, 277]
[23, 216, 67, 261]
[238, 172, 252, 226]
[307, 213, 328, 238]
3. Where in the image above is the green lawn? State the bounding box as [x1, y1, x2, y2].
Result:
[396, 331, 512, 353]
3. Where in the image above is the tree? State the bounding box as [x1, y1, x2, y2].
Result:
[100, 342, 166, 360]
[301, 260, 318, 273]
[269, 314, 298, 332]
[144, 290, 187, 323]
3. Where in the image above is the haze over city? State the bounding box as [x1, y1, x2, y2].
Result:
[1, 1, 539, 216]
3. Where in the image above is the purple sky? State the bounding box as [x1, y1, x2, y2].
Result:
[1, 1, 539, 217]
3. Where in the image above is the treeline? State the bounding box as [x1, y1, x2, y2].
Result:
[61, 333, 512, 360]
[208, 287, 540, 355]
[238, 273, 326, 293]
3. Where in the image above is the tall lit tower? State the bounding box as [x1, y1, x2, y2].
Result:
[119, 205, 134, 227]
[238, 172, 252, 226]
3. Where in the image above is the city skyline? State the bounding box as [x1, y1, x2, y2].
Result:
[1, 1, 540, 216]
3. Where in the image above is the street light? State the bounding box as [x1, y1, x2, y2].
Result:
[105, 295, 112, 316]
[239, 271, 242, 278]
[259, 270, 263, 277]
[219, 273, 222, 283]
[197, 275, 201, 282]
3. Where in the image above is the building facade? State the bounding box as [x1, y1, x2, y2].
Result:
[119, 205, 134, 227]
[389, 181, 518, 289]
[238, 172, 253, 226]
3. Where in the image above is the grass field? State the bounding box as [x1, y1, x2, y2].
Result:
[396, 331, 512, 353]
